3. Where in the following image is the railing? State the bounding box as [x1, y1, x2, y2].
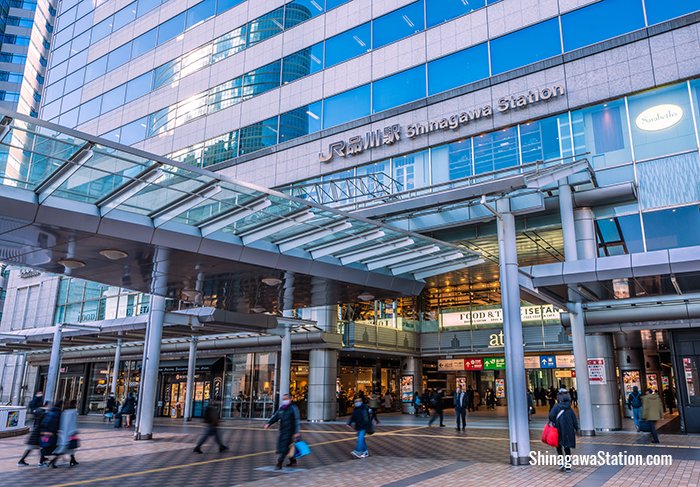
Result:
[339, 321, 419, 352]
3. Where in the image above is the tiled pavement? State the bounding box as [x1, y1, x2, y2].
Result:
[0, 416, 698, 487]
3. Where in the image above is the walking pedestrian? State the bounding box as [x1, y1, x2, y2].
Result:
[18, 400, 47, 466]
[383, 390, 393, 412]
[547, 386, 557, 410]
[48, 400, 79, 468]
[662, 387, 676, 415]
[38, 401, 62, 468]
[428, 388, 445, 427]
[627, 385, 643, 431]
[527, 389, 535, 422]
[569, 387, 578, 407]
[466, 385, 475, 412]
[347, 395, 371, 458]
[454, 385, 467, 431]
[486, 388, 496, 410]
[264, 394, 301, 469]
[104, 394, 116, 423]
[121, 393, 136, 428]
[194, 400, 228, 453]
[641, 388, 663, 444]
[28, 391, 44, 414]
[548, 391, 579, 472]
[368, 390, 381, 424]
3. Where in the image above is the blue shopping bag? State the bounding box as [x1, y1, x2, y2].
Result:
[294, 440, 311, 458]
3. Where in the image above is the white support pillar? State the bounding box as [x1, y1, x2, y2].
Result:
[45, 325, 63, 405]
[135, 247, 169, 440]
[496, 201, 531, 465]
[184, 337, 197, 421]
[12, 353, 27, 405]
[279, 325, 292, 398]
[559, 184, 595, 436]
[111, 339, 122, 398]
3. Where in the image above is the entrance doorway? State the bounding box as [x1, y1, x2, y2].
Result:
[56, 375, 84, 407]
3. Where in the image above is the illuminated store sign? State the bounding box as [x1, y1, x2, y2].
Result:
[319, 85, 565, 162]
[441, 304, 561, 328]
[635, 104, 683, 131]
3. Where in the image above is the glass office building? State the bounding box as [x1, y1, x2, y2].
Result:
[2, 0, 700, 433]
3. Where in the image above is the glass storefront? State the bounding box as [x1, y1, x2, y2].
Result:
[222, 352, 276, 419]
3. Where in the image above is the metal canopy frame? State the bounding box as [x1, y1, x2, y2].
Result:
[0, 110, 482, 295]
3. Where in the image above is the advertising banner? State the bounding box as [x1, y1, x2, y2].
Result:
[623, 370, 641, 395]
[587, 358, 606, 384]
[442, 304, 561, 328]
[495, 379, 505, 398]
[647, 373, 658, 392]
[401, 375, 414, 403]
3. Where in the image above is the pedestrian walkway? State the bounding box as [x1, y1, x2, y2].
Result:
[0, 417, 697, 487]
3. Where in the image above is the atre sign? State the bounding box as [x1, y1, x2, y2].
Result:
[635, 104, 683, 131]
[319, 85, 565, 162]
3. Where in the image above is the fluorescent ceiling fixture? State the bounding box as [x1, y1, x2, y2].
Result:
[199, 197, 272, 236]
[353, 35, 366, 47]
[240, 210, 315, 245]
[261, 277, 282, 286]
[310, 54, 321, 64]
[414, 258, 485, 280]
[152, 184, 222, 227]
[338, 237, 414, 265]
[35, 142, 94, 203]
[251, 305, 267, 313]
[99, 249, 129, 260]
[97, 165, 163, 214]
[402, 14, 415, 28]
[58, 259, 86, 269]
[306, 110, 320, 120]
[309, 229, 385, 259]
[390, 251, 463, 275]
[364, 244, 440, 270]
[357, 292, 374, 302]
[276, 220, 352, 253]
[310, 0, 323, 11]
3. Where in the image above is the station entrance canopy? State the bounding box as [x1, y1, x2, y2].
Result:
[0, 111, 483, 312]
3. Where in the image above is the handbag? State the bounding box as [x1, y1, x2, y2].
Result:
[68, 435, 80, 450]
[638, 420, 652, 432]
[541, 410, 564, 447]
[294, 440, 311, 458]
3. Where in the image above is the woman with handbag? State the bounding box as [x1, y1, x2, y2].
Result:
[547, 391, 579, 472]
[39, 400, 62, 467]
[48, 400, 79, 468]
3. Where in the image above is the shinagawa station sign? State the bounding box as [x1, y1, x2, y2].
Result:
[319, 85, 565, 162]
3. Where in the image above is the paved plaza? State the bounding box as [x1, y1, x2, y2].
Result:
[1, 413, 699, 487]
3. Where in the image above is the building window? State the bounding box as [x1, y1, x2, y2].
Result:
[157, 13, 185, 46]
[372, 1, 425, 49]
[324, 23, 371, 68]
[238, 117, 279, 155]
[644, 0, 700, 25]
[473, 127, 519, 174]
[323, 84, 371, 129]
[570, 99, 632, 169]
[426, 0, 485, 28]
[282, 42, 324, 84]
[595, 214, 644, 256]
[284, 0, 326, 29]
[561, 0, 645, 52]
[247, 7, 284, 46]
[431, 139, 473, 184]
[643, 205, 700, 251]
[279, 102, 323, 142]
[427, 43, 489, 96]
[490, 18, 561, 75]
[372, 65, 426, 113]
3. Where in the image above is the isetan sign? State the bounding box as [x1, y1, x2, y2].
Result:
[441, 304, 561, 328]
[319, 85, 565, 162]
[635, 104, 683, 131]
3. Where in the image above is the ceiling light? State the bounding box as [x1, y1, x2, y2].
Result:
[357, 292, 374, 302]
[251, 305, 267, 313]
[261, 277, 282, 287]
[99, 249, 129, 260]
[58, 259, 86, 269]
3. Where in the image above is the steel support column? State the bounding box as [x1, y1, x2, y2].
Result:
[496, 203, 530, 465]
[184, 337, 197, 421]
[12, 353, 27, 405]
[135, 247, 169, 440]
[279, 325, 292, 398]
[560, 185, 595, 436]
[111, 339, 122, 398]
[45, 325, 63, 405]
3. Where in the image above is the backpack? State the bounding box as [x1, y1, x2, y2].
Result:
[629, 392, 642, 408]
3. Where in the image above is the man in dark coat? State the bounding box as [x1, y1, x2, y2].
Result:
[547, 386, 557, 409]
[466, 385, 475, 412]
[39, 401, 63, 467]
[194, 401, 227, 454]
[428, 389, 445, 427]
[18, 401, 47, 466]
[265, 394, 301, 469]
[28, 392, 44, 414]
[548, 392, 579, 472]
[454, 386, 468, 431]
[121, 393, 136, 428]
[662, 387, 676, 414]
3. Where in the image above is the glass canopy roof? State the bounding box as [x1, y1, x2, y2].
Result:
[0, 112, 482, 283]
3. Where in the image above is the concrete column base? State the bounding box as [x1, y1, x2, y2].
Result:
[510, 456, 531, 466]
[580, 429, 596, 436]
[133, 432, 153, 440]
[307, 349, 338, 421]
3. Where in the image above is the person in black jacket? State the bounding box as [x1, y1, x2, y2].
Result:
[466, 385, 475, 412]
[38, 401, 63, 467]
[548, 392, 579, 472]
[454, 386, 468, 432]
[347, 396, 370, 458]
[194, 401, 228, 454]
[28, 392, 44, 414]
[121, 393, 136, 428]
[428, 389, 445, 427]
[105, 394, 116, 423]
[18, 401, 47, 466]
[265, 394, 301, 469]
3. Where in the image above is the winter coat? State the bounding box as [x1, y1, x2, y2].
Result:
[548, 397, 579, 449]
[26, 408, 45, 447]
[54, 409, 78, 454]
[347, 403, 370, 431]
[267, 404, 300, 455]
[204, 404, 219, 426]
[121, 396, 136, 414]
[642, 393, 663, 421]
[39, 406, 62, 452]
[106, 396, 116, 413]
[454, 391, 468, 410]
